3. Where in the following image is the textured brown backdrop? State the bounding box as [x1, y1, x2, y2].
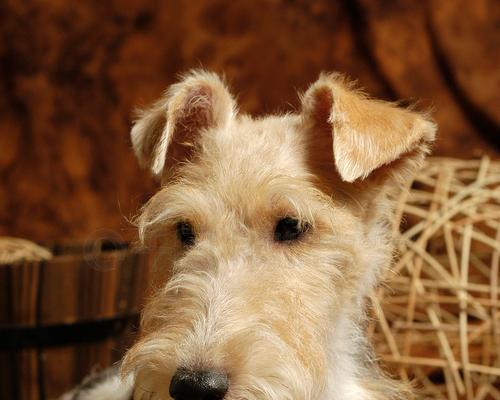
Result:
[1, 0, 499, 242]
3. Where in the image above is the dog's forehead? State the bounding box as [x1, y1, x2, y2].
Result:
[203, 114, 308, 177]
[166, 114, 317, 218]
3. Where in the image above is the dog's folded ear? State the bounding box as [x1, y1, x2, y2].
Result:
[131, 70, 236, 177]
[301, 73, 436, 183]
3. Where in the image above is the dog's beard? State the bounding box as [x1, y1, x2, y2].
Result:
[122, 273, 323, 400]
[121, 250, 347, 400]
[125, 327, 319, 400]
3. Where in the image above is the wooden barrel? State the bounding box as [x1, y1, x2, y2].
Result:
[0, 238, 151, 400]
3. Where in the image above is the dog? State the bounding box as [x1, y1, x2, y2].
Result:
[67, 70, 436, 400]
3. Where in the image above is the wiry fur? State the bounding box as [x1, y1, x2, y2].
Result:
[69, 70, 436, 400]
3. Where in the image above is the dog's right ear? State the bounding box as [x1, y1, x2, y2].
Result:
[131, 70, 236, 177]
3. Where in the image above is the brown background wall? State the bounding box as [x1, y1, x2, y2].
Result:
[1, 0, 499, 242]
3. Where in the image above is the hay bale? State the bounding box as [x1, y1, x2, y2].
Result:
[371, 157, 500, 399]
[0, 237, 52, 264]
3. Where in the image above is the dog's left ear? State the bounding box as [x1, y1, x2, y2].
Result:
[131, 70, 236, 177]
[301, 73, 436, 184]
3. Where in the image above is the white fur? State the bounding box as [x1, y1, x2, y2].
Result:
[65, 70, 434, 400]
[61, 373, 133, 400]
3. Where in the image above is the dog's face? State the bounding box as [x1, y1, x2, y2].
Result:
[122, 71, 435, 400]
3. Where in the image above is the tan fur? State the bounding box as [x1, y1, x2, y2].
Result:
[301, 72, 435, 183]
[79, 70, 436, 400]
[131, 70, 236, 177]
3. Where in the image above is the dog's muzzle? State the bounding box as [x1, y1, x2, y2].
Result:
[169, 368, 229, 400]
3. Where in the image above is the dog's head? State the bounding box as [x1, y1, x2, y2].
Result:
[122, 70, 435, 400]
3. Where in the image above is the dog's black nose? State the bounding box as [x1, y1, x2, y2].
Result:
[169, 368, 229, 400]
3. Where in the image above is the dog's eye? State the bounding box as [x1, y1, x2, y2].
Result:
[176, 222, 195, 246]
[274, 217, 309, 242]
